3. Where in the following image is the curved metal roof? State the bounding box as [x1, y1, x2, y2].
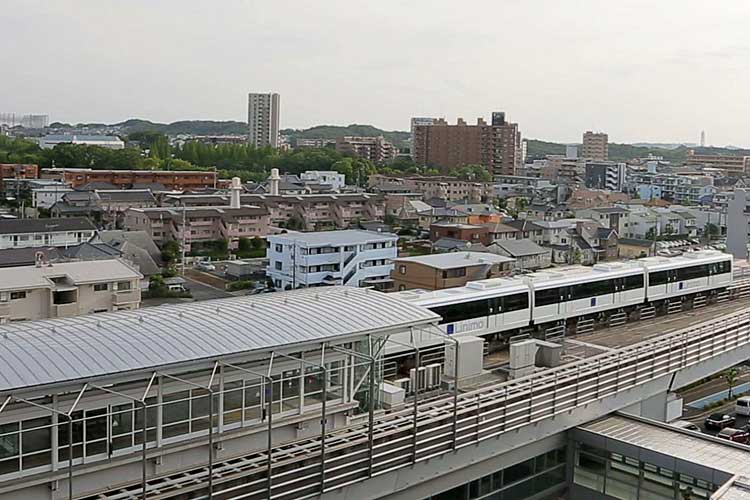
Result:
[0, 287, 438, 394]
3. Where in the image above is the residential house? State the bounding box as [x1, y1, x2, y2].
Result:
[619, 238, 655, 259]
[0, 217, 96, 250]
[574, 207, 629, 237]
[487, 239, 551, 270]
[391, 252, 514, 291]
[0, 258, 142, 323]
[430, 222, 490, 246]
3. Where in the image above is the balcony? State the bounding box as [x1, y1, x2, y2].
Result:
[112, 289, 140, 306]
[54, 302, 79, 318]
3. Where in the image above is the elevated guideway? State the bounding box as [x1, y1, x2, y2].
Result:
[81, 296, 750, 499]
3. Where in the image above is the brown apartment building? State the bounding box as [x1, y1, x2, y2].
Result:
[684, 150, 750, 176]
[581, 131, 608, 161]
[391, 252, 514, 291]
[161, 193, 386, 231]
[411, 112, 521, 176]
[369, 174, 492, 202]
[42, 168, 218, 190]
[0, 163, 39, 191]
[124, 206, 270, 252]
[335, 136, 397, 165]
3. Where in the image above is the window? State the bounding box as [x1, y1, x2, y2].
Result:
[503, 293, 529, 312]
[116, 281, 131, 292]
[570, 279, 613, 300]
[10, 291, 26, 300]
[93, 283, 108, 292]
[676, 264, 709, 281]
[275, 244, 283, 252]
[649, 270, 669, 286]
[399, 265, 406, 275]
[443, 268, 467, 279]
[274, 261, 282, 270]
[622, 274, 644, 291]
[535, 287, 561, 307]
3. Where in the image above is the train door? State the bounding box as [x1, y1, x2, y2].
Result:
[487, 296, 502, 332]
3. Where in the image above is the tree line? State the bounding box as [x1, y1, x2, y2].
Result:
[0, 134, 493, 185]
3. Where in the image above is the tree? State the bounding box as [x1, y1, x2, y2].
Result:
[705, 223, 720, 241]
[725, 368, 739, 399]
[645, 227, 656, 241]
[161, 240, 181, 264]
[515, 197, 529, 212]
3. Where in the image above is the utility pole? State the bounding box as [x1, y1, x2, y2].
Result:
[181, 207, 187, 276]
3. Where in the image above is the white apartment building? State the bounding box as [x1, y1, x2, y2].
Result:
[300, 170, 346, 190]
[0, 217, 96, 249]
[31, 184, 73, 209]
[0, 258, 142, 323]
[38, 134, 124, 150]
[266, 230, 398, 290]
[248, 92, 280, 148]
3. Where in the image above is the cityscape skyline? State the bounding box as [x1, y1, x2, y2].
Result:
[4, 1, 750, 146]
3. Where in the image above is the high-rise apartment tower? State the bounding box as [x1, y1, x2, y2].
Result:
[248, 92, 280, 148]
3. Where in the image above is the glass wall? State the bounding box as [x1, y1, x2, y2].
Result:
[0, 348, 361, 480]
[573, 442, 717, 499]
[425, 447, 566, 500]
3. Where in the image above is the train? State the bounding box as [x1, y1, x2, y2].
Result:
[394, 250, 733, 342]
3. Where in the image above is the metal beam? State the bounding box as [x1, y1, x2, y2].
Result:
[330, 343, 377, 477]
[218, 360, 274, 499]
[14, 383, 87, 500]
[157, 363, 219, 499]
[90, 374, 157, 500]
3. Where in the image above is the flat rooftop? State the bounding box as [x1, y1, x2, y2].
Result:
[394, 252, 514, 270]
[269, 229, 398, 246]
[580, 414, 750, 479]
[0, 258, 142, 291]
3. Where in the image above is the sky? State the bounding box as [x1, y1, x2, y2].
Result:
[3, 0, 750, 145]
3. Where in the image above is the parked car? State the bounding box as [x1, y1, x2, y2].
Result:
[705, 413, 736, 429]
[671, 420, 701, 432]
[736, 396, 750, 416]
[717, 426, 750, 444]
[195, 261, 216, 272]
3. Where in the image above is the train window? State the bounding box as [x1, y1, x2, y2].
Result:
[502, 293, 529, 312]
[430, 298, 490, 325]
[716, 260, 732, 275]
[570, 279, 613, 301]
[676, 265, 709, 281]
[649, 271, 669, 286]
[623, 274, 644, 291]
[535, 288, 560, 307]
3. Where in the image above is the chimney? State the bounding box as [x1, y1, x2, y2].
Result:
[229, 176, 242, 209]
[269, 168, 281, 196]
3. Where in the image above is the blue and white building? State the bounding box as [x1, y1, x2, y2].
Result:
[266, 229, 398, 290]
[38, 135, 125, 150]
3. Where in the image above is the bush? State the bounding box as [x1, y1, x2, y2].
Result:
[227, 280, 254, 291]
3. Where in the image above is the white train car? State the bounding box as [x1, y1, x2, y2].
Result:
[392, 251, 733, 346]
[640, 251, 732, 303]
[528, 262, 646, 326]
[394, 277, 531, 340]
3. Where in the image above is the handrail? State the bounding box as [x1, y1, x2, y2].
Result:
[82, 306, 750, 499]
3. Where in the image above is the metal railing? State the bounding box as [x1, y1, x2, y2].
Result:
[82, 307, 750, 500]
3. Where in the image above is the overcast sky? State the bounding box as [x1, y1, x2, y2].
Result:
[4, 0, 750, 145]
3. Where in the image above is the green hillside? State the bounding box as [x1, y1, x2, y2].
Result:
[281, 124, 410, 149]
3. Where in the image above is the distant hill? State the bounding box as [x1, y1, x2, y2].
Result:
[281, 124, 410, 149]
[50, 119, 249, 136]
[526, 139, 750, 163]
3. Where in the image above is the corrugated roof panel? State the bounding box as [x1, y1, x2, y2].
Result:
[0, 287, 438, 393]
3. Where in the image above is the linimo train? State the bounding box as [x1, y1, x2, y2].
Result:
[394, 250, 733, 341]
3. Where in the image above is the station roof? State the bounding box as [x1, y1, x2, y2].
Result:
[394, 252, 513, 269]
[580, 414, 750, 479]
[0, 287, 438, 394]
